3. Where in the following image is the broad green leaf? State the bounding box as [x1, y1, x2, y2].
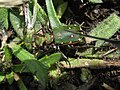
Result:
[88, 13, 120, 47]
[9, 9, 25, 39]
[4, 45, 12, 62]
[9, 42, 48, 89]
[9, 42, 35, 61]
[89, 0, 103, 3]
[45, 0, 62, 29]
[39, 52, 61, 68]
[57, 2, 68, 19]
[24, 60, 48, 90]
[6, 72, 14, 85]
[0, 8, 8, 29]
[0, 72, 4, 83]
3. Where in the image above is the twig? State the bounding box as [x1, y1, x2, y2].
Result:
[60, 58, 120, 69]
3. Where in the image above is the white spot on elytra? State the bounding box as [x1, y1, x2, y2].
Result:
[70, 35, 74, 38]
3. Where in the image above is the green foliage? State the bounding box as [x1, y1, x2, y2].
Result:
[45, 0, 62, 29]
[10, 9, 25, 38]
[9, 42, 35, 61]
[0, 0, 120, 89]
[24, 60, 48, 89]
[46, 0, 82, 44]
[4, 45, 12, 63]
[9, 42, 48, 89]
[0, 8, 8, 29]
[39, 52, 61, 68]
[6, 72, 14, 85]
[0, 1, 64, 88]
[88, 13, 120, 48]
[35, 3, 48, 30]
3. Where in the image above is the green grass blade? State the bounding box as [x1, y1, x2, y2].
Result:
[37, 3, 48, 25]
[31, 0, 38, 28]
[34, 3, 48, 32]
[9, 10, 25, 39]
[45, 0, 62, 29]
[9, 43, 35, 61]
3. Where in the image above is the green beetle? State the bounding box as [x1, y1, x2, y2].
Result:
[53, 25, 82, 44]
